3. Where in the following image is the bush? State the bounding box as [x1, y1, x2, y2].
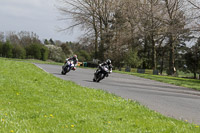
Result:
[61, 43, 72, 56]
[12, 44, 26, 59]
[41, 46, 49, 61]
[2, 41, 13, 58]
[26, 43, 42, 59]
[76, 50, 91, 62]
[0, 42, 2, 56]
[124, 49, 142, 68]
[46, 45, 66, 62]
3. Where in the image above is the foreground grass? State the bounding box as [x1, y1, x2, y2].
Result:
[0, 59, 200, 132]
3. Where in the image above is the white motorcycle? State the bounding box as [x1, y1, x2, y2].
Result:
[61, 60, 76, 75]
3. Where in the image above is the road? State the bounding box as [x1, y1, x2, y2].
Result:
[35, 64, 200, 124]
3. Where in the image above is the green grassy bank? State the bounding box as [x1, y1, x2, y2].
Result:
[0, 59, 199, 132]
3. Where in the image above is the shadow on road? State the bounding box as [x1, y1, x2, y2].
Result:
[83, 80, 95, 83]
[52, 73, 64, 76]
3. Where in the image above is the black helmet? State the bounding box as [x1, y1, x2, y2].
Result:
[106, 59, 111, 65]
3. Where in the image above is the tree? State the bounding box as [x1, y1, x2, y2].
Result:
[46, 45, 66, 62]
[0, 41, 3, 56]
[26, 43, 42, 59]
[12, 44, 26, 59]
[0, 32, 4, 42]
[162, 0, 190, 75]
[61, 43, 72, 56]
[2, 41, 13, 58]
[185, 37, 200, 78]
[76, 50, 91, 61]
[124, 48, 142, 68]
[186, 0, 200, 10]
[44, 39, 49, 45]
[49, 38, 55, 45]
[135, 0, 165, 69]
[6, 32, 20, 45]
[40, 46, 49, 61]
[57, 0, 120, 61]
[18, 31, 41, 46]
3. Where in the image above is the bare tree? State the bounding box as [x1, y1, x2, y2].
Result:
[6, 32, 20, 45]
[57, 0, 120, 61]
[186, 0, 200, 9]
[137, 0, 166, 69]
[185, 0, 200, 32]
[161, 0, 190, 75]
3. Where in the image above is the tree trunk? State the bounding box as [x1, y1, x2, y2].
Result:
[168, 35, 175, 75]
[143, 36, 148, 69]
[99, 16, 104, 61]
[194, 72, 197, 79]
[94, 25, 98, 59]
[160, 53, 164, 75]
[92, 10, 98, 59]
[194, 63, 197, 79]
[152, 35, 156, 70]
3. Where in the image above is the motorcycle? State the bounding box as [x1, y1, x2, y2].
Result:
[93, 65, 110, 82]
[61, 60, 75, 75]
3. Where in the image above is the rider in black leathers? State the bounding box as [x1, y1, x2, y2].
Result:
[96, 59, 113, 77]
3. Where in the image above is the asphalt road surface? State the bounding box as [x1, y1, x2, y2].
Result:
[35, 64, 200, 125]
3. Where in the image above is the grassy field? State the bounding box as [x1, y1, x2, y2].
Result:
[0, 59, 200, 132]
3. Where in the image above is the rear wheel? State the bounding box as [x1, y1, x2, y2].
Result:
[61, 70, 66, 75]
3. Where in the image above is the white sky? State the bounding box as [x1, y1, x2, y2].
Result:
[0, 0, 83, 42]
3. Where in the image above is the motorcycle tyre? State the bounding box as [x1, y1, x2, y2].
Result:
[61, 70, 66, 75]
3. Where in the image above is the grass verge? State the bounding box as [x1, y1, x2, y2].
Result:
[114, 70, 200, 91]
[0, 57, 63, 65]
[0, 59, 200, 132]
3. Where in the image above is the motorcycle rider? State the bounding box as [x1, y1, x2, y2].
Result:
[64, 55, 78, 70]
[95, 59, 113, 77]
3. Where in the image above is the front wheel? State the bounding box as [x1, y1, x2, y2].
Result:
[96, 73, 102, 82]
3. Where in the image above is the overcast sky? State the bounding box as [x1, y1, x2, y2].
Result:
[0, 0, 82, 42]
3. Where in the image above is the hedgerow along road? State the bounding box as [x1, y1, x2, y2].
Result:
[35, 63, 200, 125]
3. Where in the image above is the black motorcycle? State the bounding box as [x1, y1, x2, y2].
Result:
[61, 60, 75, 75]
[93, 65, 110, 82]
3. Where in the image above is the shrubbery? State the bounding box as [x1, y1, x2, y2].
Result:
[0, 42, 3, 56]
[2, 41, 13, 58]
[0, 41, 49, 61]
[76, 50, 91, 62]
[46, 45, 66, 62]
[0, 31, 51, 61]
[12, 44, 26, 59]
[0, 31, 93, 63]
[25, 43, 49, 61]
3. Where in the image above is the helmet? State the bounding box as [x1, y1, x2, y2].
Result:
[73, 55, 77, 58]
[73, 55, 77, 60]
[106, 59, 111, 65]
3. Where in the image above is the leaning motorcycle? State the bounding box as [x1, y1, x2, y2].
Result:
[61, 60, 75, 75]
[93, 65, 110, 82]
